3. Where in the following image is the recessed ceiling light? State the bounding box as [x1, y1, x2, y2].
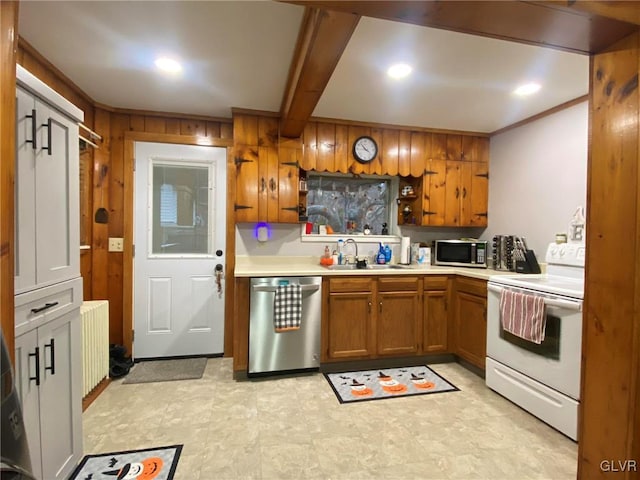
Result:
[513, 83, 541, 96]
[387, 63, 412, 79]
[155, 57, 182, 74]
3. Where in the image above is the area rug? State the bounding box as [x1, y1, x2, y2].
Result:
[122, 358, 207, 384]
[324, 365, 459, 403]
[69, 445, 182, 480]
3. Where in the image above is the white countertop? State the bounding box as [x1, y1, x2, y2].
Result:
[234, 256, 517, 281]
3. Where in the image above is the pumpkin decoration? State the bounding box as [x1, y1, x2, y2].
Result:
[378, 371, 408, 394]
[410, 373, 435, 390]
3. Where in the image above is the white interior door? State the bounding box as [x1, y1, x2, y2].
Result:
[134, 142, 226, 359]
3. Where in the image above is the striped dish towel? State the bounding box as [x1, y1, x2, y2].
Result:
[499, 289, 546, 344]
[273, 284, 302, 332]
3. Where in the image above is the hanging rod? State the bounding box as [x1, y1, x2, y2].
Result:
[79, 135, 100, 149]
[78, 122, 102, 141]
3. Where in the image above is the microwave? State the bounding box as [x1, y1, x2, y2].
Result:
[433, 239, 488, 268]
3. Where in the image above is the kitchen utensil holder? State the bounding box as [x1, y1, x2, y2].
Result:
[515, 250, 541, 274]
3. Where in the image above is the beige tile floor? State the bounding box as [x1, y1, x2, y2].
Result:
[83, 359, 577, 480]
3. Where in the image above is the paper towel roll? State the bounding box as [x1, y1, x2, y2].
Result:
[400, 237, 410, 264]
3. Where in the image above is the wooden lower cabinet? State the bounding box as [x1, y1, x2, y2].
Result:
[453, 277, 487, 369]
[324, 275, 453, 361]
[377, 277, 420, 356]
[325, 277, 375, 360]
[423, 276, 450, 353]
[327, 291, 375, 359]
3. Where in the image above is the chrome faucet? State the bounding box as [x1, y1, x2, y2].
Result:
[344, 238, 358, 260]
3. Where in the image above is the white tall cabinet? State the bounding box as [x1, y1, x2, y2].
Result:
[13, 65, 84, 480]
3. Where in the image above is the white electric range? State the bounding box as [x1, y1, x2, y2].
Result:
[486, 242, 585, 441]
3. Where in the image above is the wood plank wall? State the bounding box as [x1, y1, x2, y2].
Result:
[0, 1, 19, 359]
[15, 41, 233, 349]
[579, 30, 640, 479]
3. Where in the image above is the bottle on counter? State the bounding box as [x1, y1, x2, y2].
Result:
[377, 243, 386, 264]
[337, 239, 344, 265]
[384, 244, 392, 263]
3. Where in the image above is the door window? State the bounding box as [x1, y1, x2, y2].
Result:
[151, 162, 211, 255]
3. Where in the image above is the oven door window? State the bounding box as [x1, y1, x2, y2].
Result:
[500, 313, 561, 360]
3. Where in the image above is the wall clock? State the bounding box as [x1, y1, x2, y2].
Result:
[353, 136, 378, 163]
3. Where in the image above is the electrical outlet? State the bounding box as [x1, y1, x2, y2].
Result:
[108, 237, 124, 252]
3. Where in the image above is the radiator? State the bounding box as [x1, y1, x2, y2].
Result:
[80, 300, 109, 397]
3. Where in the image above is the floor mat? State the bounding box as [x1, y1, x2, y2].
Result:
[324, 365, 459, 403]
[122, 358, 207, 384]
[69, 445, 182, 480]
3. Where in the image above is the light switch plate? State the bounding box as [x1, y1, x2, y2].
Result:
[108, 237, 124, 252]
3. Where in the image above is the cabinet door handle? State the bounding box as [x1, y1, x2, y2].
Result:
[261, 177, 266, 193]
[41, 117, 52, 155]
[26, 109, 37, 150]
[44, 339, 55, 375]
[31, 301, 58, 314]
[29, 347, 40, 386]
[379, 301, 383, 313]
[455, 187, 460, 199]
[269, 178, 276, 192]
[462, 187, 467, 198]
[368, 302, 372, 313]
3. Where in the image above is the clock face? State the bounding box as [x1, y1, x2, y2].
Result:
[353, 136, 378, 163]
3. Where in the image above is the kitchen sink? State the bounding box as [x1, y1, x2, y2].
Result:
[323, 264, 409, 270]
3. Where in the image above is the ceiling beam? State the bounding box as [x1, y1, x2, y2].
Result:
[283, 1, 638, 54]
[279, 7, 360, 138]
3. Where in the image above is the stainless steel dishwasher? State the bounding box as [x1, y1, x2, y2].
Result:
[249, 277, 322, 375]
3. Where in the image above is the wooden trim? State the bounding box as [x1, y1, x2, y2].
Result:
[0, 1, 18, 363]
[309, 115, 490, 137]
[279, 7, 360, 138]
[231, 107, 281, 118]
[18, 36, 94, 106]
[82, 377, 111, 411]
[283, 1, 638, 55]
[578, 30, 640, 478]
[233, 107, 489, 137]
[98, 103, 233, 124]
[490, 94, 589, 136]
[224, 148, 236, 357]
[122, 131, 234, 357]
[123, 131, 232, 148]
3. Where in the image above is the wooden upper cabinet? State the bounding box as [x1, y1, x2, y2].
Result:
[234, 145, 259, 223]
[422, 159, 447, 226]
[277, 147, 301, 223]
[469, 161, 489, 226]
[234, 113, 300, 224]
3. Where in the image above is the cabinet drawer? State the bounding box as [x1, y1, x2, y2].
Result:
[15, 277, 83, 336]
[456, 277, 487, 297]
[378, 276, 419, 292]
[329, 277, 373, 293]
[424, 275, 449, 290]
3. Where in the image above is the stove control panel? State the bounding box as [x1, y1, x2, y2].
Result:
[545, 242, 586, 267]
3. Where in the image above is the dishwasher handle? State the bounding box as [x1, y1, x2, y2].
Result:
[252, 284, 320, 293]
